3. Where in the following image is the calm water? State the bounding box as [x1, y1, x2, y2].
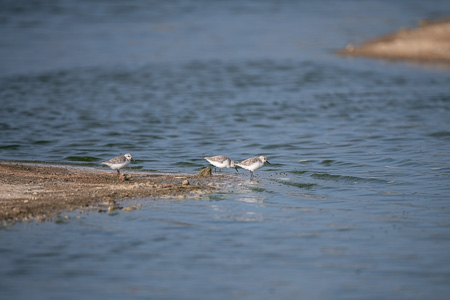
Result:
[1, 0, 450, 299]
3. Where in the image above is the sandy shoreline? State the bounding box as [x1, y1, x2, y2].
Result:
[337, 18, 450, 66]
[0, 162, 224, 224]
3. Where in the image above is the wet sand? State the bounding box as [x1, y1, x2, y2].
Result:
[0, 162, 223, 224]
[337, 18, 450, 66]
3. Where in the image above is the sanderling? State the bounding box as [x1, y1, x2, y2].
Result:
[236, 156, 270, 179]
[101, 153, 134, 176]
[203, 155, 238, 172]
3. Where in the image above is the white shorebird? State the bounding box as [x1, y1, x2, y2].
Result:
[203, 155, 238, 172]
[236, 156, 270, 179]
[101, 153, 134, 176]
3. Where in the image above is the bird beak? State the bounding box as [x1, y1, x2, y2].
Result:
[266, 161, 271, 164]
[235, 166, 238, 172]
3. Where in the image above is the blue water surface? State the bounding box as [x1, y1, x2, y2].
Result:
[1, 0, 450, 299]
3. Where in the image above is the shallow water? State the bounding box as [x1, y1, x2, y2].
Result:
[1, 0, 450, 299]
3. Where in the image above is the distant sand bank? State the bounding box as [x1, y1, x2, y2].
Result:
[337, 18, 450, 66]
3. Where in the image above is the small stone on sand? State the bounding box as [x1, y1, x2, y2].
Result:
[197, 167, 212, 177]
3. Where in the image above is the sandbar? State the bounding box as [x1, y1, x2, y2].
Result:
[0, 162, 222, 224]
